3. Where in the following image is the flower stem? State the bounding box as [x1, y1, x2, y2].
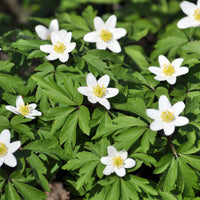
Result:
[168, 137, 178, 158]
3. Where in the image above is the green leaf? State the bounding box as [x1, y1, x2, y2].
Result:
[158, 191, 177, 200]
[180, 154, 200, 171]
[78, 106, 90, 135]
[0, 116, 10, 132]
[5, 182, 21, 200]
[105, 178, 120, 200]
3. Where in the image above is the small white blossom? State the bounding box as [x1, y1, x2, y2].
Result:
[35, 19, 59, 40]
[6, 95, 42, 119]
[0, 129, 21, 167]
[146, 95, 189, 136]
[100, 146, 136, 177]
[77, 73, 119, 110]
[177, 0, 200, 29]
[40, 30, 76, 63]
[148, 55, 189, 85]
[84, 15, 126, 53]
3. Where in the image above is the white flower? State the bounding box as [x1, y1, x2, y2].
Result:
[35, 19, 59, 40]
[0, 129, 21, 167]
[6, 95, 42, 119]
[77, 73, 119, 110]
[40, 30, 76, 63]
[148, 55, 189, 85]
[100, 146, 136, 177]
[177, 0, 200, 29]
[84, 15, 126, 53]
[146, 95, 189, 136]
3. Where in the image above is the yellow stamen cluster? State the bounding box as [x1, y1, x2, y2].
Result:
[162, 63, 175, 76]
[93, 84, 106, 98]
[0, 143, 7, 157]
[161, 111, 175, 123]
[54, 41, 66, 53]
[193, 8, 200, 21]
[113, 156, 124, 168]
[100, 29, 112, 42]
[19, 103, 30, 116]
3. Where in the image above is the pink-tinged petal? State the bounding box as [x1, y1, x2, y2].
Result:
[171, 101, 185, 116]
[16, 96, 24, 107]
[174, 116, 189, 126]
[159, 95, 171, 111]
[107, 146, 117, 157]
[100, 156, 113, 165]
[146, 109, 160, 120]
[40, 45, 54, 53]
[4, 154, 17, 167]
[78, 87, 90, 96]
[67, 42, 76, 53]
[49, 19, 59, 32]
[180, 1, 196, 16]
[158, 55, 169, 67]
[84, 31, 98, 43]
[29, 103, 37, 110]
[150, 120, 163, 131]
[5, 106, 20, 115]
[148, 67, 162, 75]
[107, 40, 121, 53]
[175, 67, 189, 76]
[98, 98, 111, 110]
[166, 77, 176, 85]
[163, 123, 175, 136]
[118, 150, 127, 160]
[105, 15, 116, 29]
[96, 40, 107, 50]
[87, 95, 98, 104]
[98, 75, 110, 88]
[124, 158, 136, 168]
[86, 73, 97, 88]
[94, 17, 106, 31]
[105, 88, 119, 98]
[35, 25, 49, 40]
[29, 110, 42, 116]
[103, 165, 115, 175]
[112, 28, 126, 40]
[171, 58, 184, 68]
[115, 167, 126, 177]
[45, 53, 58, 61]
[58, 53, 69, 63]
[51, 31, 61, 45]
[0, 129, 10, 145]
[8, 141, 21, 153]
[177, 17, 198, 29]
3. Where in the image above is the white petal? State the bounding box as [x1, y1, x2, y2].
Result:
[45, 53, 58, 61]
[94, 17, 106, 31]
[64, 31, 71, 43]
[35, 25, 49, 40]
[103, 165, 115, 175]
[171, 101, 185, 116]
[67, 42, 76, 53]
[40, 45, 54, 53]
[146, 109, 160, 120]
[112, 28, 126, 40]
[58, 53, 69, 63]
[154, 76, 168, 81]
[171, 58, 184, 68]
[163, 123, 175, 136]
[124, 158, 136, 168]
[105, 15, 116, 29]
[118, 150, 127, 160]
[23, 115, 35, 119]
[180, 1, 196, 16]
[100, 156, 113, 165]
[98, 98, 111, 110]
[16, 96, 24, 107]
[0, 158, 4, 167]
[158, 55, 169, 67]
[51, 31, 61, 45]
[29, 103, 37, 110]
[98, 75, 110, 88]
[159, 95, 171, 111]
[78, 87, 90, 96]
[175, 67, 189, 76]
[115, 167, 126, 177]
[4, 154, 17, 167]
[150, 120, 163, 131]
[107, 40, 121, 53]
[8, 141, 21, 153]
[84, 31, 98, 43]
[177, 17, 198, 29]
[5, 106, 20, 115]
[105, 88, 119, 98]
[107, 146, 117, 158]
[198, 0, 200, 7]
[96, 40, 107, 50]
[86, 73, 97, 88]
[29, 110, 42, 116]
[49, 19, 59, 32]
[167, 77, 176, 85]
[148, 67, 162, 75]
[0, 129, 10, 145]
[174, 116, 189, 126]
[87, 95, 98, 104]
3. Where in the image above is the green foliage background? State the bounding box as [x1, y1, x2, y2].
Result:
[1, 0, 200, 199]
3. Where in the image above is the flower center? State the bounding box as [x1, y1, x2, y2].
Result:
[162, 63, 175, 76]
[54, 41, 66, 53]
[161, 111, 175, 123]
[0, 143, 7, 157]
[113, 156, 124, 168]
[93, 84, 106, 98]
[193, 8, 200, 21]
[100, 30, 112, 42]
[19, 103, 31, 116]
